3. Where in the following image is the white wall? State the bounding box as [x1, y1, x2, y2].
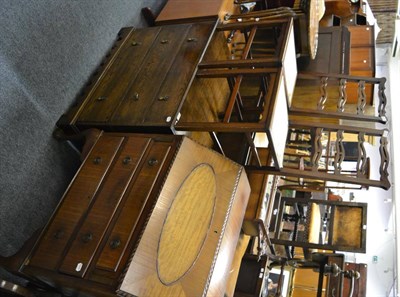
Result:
[329, 44, 398, 297]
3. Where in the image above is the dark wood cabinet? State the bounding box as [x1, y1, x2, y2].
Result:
[299, 26, 350, 75]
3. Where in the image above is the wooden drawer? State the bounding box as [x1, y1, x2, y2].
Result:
[29, 135, 124, 270]
[348, 25, 374, 46]
[26, 133, 182, 289]
[350, 47, 374, 71]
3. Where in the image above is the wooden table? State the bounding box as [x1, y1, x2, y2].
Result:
[118, 136, 251, 297]
[155, 0, 236, 25]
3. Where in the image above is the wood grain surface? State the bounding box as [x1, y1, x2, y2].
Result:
[118, 137, 250, 297]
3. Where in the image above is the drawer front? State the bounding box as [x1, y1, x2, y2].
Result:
[58, 136, 151, 277]
[349, 26, 374, 46]
[94, 140, 174, 274]
[77, 27, 162, 123]
[111, 24, 192, 126]
[29, 135, 124, 270]
[144, 22, 216, 124]
[350, 47, 374, 71]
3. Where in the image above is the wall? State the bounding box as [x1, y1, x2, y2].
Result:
[330, 44, 397, 297]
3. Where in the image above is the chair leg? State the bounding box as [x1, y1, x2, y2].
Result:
[141, 7, 156, 27]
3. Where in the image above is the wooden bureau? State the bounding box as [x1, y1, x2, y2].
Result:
[9, 132, 250, 297]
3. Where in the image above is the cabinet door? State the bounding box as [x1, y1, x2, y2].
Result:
[348, 26, 374, 46]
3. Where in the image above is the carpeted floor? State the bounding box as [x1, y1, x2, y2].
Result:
[0, 0, 166, 258]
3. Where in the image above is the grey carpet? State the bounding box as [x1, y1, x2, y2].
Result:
[0, 0, 166, 258]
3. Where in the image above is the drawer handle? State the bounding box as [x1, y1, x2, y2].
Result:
[131, 92, 139, 101]
[158, 96, 169, 101]
[96, 96, 107, 101]
[93, 157, 102, 165]
[110, 238, 121, 249]
[82, 232, 93, 243]
[187, 37, 197, 42]
[160, 39, 169, 44]
[148, 158, 159, 166]
[131, 41, 141, 46]
[123, 156, 132, 165]
[53, 229, 64, 239]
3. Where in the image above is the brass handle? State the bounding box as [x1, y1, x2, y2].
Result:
[160, 39, 169, 44]
[54, 229, 64, 239]
[158, 96, 169, 101]
[109, 238, 121, 249]
[96, 96, 107, 101]
[123, 156, 132, 165]
[131, 41, 141, 46]
[131, 92, 139, 101]
[148, 158, 158, 166]
[187, 37, 197, 42]
[82, 232, 93, 243]
[93, 157, 102, 164]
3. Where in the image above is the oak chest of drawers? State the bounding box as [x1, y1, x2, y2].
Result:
[21, 133, 182, 296]
[56, 21, 217, 135]
[18, 132, 250, 297]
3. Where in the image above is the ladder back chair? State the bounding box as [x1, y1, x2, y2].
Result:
[290, 72, 388, 124]
[270, 197, 367, 259]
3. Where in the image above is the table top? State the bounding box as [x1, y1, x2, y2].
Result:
[118, 137, 250, 297]
[155, 0, 236, 25]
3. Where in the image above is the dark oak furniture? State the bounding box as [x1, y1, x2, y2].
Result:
[270, 197, 368, 259]
[299, 26, 351, 74]
[56, 21, 218, 135]
[56, 18, 298, 173]
[2, 132, 251, 297]
[289, 72, 388, 124]
[18, 133, 182, 296]
[176, 17, 297, 169]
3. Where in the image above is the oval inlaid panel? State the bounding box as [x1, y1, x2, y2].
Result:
[157, 163, 216, 285]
